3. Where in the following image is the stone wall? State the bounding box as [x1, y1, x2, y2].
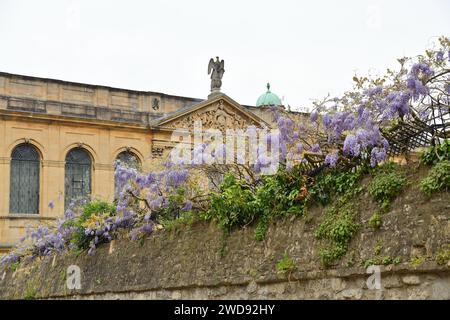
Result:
[0, 72, 202, 116]
[1, 176, 449, 299]
[61, 267, 450, 300]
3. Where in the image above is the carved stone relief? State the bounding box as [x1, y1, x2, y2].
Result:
[151, 146, 165, 159]
[151, 144, 174, 159]
[151, 99, 264, 159]
[168, 100, 259, 132]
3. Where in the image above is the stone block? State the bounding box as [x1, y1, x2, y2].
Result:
[339, 289, 363, 300]
[246, 281, 257, 294]
[430, 281, 450, 300]
[402, 275, 421, 285]
[382, 275, 402, 289]
[331, 278, 346, 292]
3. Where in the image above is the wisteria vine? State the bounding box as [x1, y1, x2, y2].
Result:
[1, 36, 449, 272]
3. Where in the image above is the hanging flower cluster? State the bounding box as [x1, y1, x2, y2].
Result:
[1, 36, 449, 271]
[267, 36, 449, 169]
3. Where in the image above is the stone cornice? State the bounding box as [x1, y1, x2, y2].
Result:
[0, 95, 152, 131]
[42, 160, 64, 168]
[0, 108, 150, 131]
[2, 159, 114, 170]
[0, 215, 57, 220]
[94, 163, 114, 171]
[0, 71, 203, 104]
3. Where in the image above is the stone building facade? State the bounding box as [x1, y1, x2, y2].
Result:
[0, 72, 278, 252]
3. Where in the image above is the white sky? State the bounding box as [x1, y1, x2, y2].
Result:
[0, 0, 449, 111]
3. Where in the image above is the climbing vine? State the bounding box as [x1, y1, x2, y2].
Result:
[2, 36, 449, 272]
[313, 169, 363, 267]
[420, 160, 450, 196]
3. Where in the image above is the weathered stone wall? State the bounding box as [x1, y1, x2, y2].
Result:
[1, 170, 449, 300]
[61, 267, 450, 300]
[0, 72, 202, 115]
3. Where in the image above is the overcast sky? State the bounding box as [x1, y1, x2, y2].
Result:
[0, 0, 449, 111]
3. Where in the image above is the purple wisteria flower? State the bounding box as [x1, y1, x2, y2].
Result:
[141, 223, 153, 235]
[436, 50, 444, 62]
[365, 86, 383, 97]
[370, 147, 387, 167]
[322, 114, 332, 128]
[324, 152, 339, 167]
[0, 252, 20, 271]
[406, 62, 433, 100]
[384, 91, 411, 118]
[343, 135, 361, 157]
[310, 144, 321, 153]
[310, 110, 318, 123]
[410, 62, 434, 78]
[182, 200, 193, 211]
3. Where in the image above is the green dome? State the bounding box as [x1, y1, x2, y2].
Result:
[256, 83, 282, 107]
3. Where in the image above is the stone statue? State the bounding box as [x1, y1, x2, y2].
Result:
[208, 57, 225, 93]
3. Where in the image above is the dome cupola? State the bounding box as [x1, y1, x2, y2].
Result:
[256, 83, 282, 107]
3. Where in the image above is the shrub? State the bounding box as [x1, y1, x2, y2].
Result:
[316, 209, 358, 244]
[368, 164, 406, 209]
[252, 168, 306, 240]
[254, 168, 306, 217]
[368, 212, 382, 229]
[319, 244, 348, 268]
[420, 160, 450, 196]
[315, 207, 359, 267]
[363, 256, 401, 268]
[67, 200, 117, 250]
[203, 174, 258, 233]
[308, 169, 362, 205]
[161, 210, 197, 233]
[156, 188, 189, 221]
[311, 168, 363, 267]
[421, 140, 450, 165]
[435, 247, 450, 265]
[204, 167, 307, 240]
[276, 253, 296, 273]
[410, 255, 425, 268]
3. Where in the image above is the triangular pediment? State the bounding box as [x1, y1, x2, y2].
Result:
[152, 94, 269, 132]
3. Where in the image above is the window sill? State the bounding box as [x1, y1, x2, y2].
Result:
[0, 215, 57, 220]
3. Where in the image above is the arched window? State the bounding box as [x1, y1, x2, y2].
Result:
[9, 144, 40, 214]
[114, 151, 141, 196]
[116, 151, 141, 170]
[65, 148, 92, 209]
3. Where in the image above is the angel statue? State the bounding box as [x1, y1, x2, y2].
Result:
[208, 57, 225, 93]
